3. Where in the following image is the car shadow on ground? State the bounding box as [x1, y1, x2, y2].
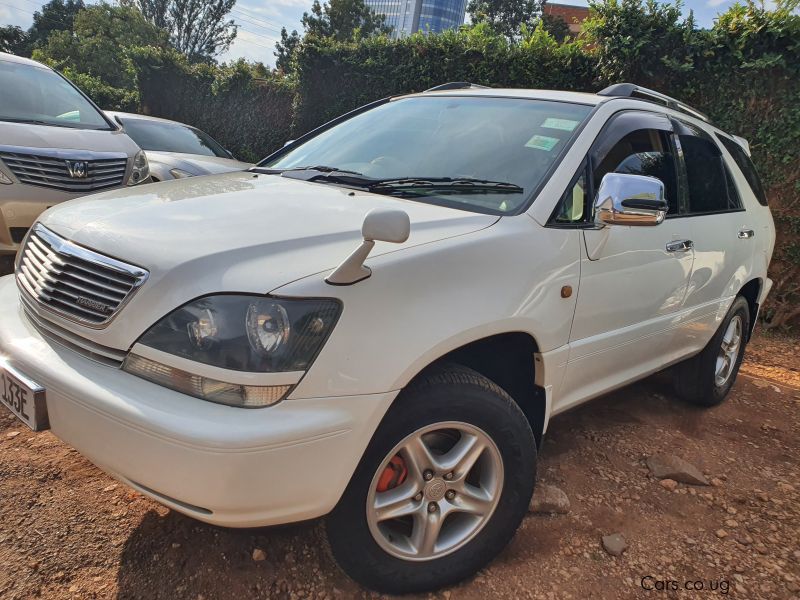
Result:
[113, 369, 716, 600]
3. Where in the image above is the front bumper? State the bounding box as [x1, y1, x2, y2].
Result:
[0, 184, 86, 255]
[0, 276, 395, 527]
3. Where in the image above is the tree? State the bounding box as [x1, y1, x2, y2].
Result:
[467, 0, 543, 39]
[0, 25, 27, 54]
[127, 0, 238, 61]
[275, 27, 301, 73]
[274, 0, 389, 73]
[27, 0, 86, 52]
[34, 4, 168, 108]
[301, 0, 391, 40]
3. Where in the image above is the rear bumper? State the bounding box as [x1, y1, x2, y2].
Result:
[0, 276, 394, 527]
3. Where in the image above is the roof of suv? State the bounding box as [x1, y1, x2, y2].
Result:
[412, 87, 603, 105]
[0, 52, 50, 69]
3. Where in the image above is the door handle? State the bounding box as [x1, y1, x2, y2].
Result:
[666, 239, 694, 253]
[738, 229, 755, 239]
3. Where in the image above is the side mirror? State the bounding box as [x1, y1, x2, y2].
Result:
[594, 173, 667, 227]
[326, 209, 410, 285]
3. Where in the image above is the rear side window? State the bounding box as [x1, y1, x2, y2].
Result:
[716, 134, 768, 206]
[679, 135, 742, 214]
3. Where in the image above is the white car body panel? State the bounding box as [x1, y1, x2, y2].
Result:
[0, 88, 776, 528]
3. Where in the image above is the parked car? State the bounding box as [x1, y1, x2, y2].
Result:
[0, 83, 775, 593]
[0, 52, 149, 261]
[105, 112, 251, 180]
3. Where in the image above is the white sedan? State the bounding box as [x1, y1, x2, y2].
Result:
[106, 111, 251, 180]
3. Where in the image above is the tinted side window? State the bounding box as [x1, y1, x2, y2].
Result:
[716, 134, 768, 206]
[680, 135, 742, 213]
[593, 129, 679, 216]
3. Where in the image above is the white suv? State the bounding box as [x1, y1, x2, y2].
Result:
[0, 83, 775, 593]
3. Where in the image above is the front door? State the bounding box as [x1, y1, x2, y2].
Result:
[553, 110, 694, 413]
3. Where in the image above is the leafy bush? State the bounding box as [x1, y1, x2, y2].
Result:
[132, 48, 295, 162]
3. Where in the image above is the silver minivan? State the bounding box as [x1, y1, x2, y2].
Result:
[0, 52, 149, 260]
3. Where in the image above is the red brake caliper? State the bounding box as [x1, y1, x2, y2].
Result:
[376, 455, 408, 492]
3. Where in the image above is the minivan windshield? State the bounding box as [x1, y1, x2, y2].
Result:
[118, 117, 231, 158]
[262, 96, 593, 214]
[0, 59, 110, 130]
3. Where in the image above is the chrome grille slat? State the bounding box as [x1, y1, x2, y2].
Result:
[20, 295, 127, 367]
[0, 148, 127, 192]
[16, 224, 148, 328]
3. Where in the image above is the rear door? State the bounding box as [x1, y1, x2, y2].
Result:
[669, 119, 753, 356]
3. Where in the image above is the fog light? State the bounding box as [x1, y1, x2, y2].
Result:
[122, 354, 291, 407]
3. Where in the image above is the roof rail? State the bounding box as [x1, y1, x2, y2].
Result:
[597, 83, 710, 123]
[424, 82, 490, 92]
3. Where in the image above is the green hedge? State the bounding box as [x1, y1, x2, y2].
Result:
[132, 48, 295, 163]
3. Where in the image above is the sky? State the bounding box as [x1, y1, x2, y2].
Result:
[0, 0, 748, 67]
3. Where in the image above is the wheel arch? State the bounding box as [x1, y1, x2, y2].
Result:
[395, 331, 547, 448]
[738, 277, 762, 341]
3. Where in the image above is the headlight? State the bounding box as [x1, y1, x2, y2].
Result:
[128, 150, 150, 185]
[122, 295, 342, 407]
[169, 168, 194, 179]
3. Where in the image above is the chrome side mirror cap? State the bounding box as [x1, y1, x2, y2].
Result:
[594, 173, 668, 227]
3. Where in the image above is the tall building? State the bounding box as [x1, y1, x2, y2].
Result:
[365, 0, 468, 38]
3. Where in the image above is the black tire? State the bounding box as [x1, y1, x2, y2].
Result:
[673, 296, 750, 407]
[326, 364, 537, 594]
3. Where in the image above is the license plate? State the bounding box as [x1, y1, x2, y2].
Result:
[0, 361, 48, 431]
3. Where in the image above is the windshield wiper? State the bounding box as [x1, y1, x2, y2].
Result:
[368, 177, 524, 194]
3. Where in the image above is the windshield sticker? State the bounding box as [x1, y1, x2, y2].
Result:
[541, 118, 580, 132]
[525, 134, 560, 151]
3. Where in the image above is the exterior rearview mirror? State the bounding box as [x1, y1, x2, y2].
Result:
[594, 173, 667, 227]
[326, 209, 410, 285]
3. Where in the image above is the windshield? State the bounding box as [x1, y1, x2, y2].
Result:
[0, 60, 110, 130]
[119, 117, 231, 158]
[264, 96, 593, 214]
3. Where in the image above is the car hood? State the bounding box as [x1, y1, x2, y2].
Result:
[37, 172, 498, 347]
[0, 121, 139, 153]
[146, 151, 251, 175]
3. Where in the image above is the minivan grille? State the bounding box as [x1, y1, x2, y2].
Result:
[16, 224, 147, 327]
[0, 149, 127, 192]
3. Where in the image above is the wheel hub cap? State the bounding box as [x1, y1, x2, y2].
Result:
[424, 478, 447, 502]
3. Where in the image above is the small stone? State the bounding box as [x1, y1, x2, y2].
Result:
[252, 548, 267, 562]
[660, 479, 678, 491]
[529, 484, 570, 514]
[715, 529, 728, 539]
[755, 543, 768, 554]
[6, 431, 20, 438]
[601, 533, 627, 557]
[777, 482, 795, 493]
[725, 519, 739, 528]
[103, 484, 118, 493]
[710, 478, 724, 487]
[646, 454, 709, 486]
[171, 542, 181, 549]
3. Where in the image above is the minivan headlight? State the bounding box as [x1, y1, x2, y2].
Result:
[128, 150, 150, 185]
[122, 295, 342, 406]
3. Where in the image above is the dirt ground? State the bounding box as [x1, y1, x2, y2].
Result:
[0, 332, 798, 600]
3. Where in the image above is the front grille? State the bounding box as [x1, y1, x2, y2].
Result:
[0, 147, 127, 193]
[16, 224, 148, 327]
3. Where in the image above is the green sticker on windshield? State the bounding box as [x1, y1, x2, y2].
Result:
[525, 134, 560, 151]
[541, 117, 579, 132]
